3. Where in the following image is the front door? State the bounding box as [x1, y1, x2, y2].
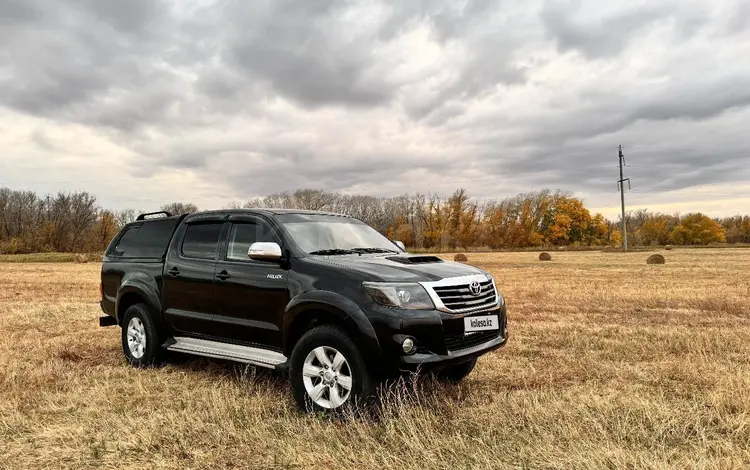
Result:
[162, 219, 224, 336]
[212, 217, 289, 349]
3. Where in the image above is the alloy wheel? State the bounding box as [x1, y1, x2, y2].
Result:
[302, 346, 353, 409]
[126, 317, 147, 359]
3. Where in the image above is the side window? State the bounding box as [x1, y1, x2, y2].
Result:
[112, 226, 141, 255]
[226, 222, 277, 261]
[181, 223, 222, 260]
[108, 219, 180, 258]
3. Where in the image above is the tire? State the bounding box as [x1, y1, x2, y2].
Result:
[121, 303, 163, 367]
[437, 358, 477, 383]
[289, 325, 374, 413]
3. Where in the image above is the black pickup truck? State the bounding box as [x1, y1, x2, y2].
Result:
[100, 209, 508, 411]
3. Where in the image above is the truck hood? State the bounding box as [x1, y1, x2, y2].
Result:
[309, 254, 486, 282]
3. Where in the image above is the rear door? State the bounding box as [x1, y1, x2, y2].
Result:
[212, 215, 289, 349]
[162, 215, 225, 336]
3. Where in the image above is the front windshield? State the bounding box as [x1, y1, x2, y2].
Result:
[277, 214, 401, 255]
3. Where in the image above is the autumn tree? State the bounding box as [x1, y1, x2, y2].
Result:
[587, 213, 610, 245]
[609, 229, 623, 248]
[445, 189, 479, 249]
[718, 215, 750, 244]
[89, 210, 120, 251]
[668, 213, 726, 245]
[544, 195, 592, 246]
[637, 213, 679, 246]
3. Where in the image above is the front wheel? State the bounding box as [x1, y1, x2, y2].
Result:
[289, 325, 374, 412]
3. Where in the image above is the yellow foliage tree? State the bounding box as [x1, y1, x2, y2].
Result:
[610, 229, 623, 248]
[545, 196, 592, 245]
[668, 213, 726, 245]
[638, 214, 677, 245]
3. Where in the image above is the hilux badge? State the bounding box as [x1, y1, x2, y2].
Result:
[469, 281, 482, 296]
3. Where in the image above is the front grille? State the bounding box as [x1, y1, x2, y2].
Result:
[444, 330, 500, 352]
[432, 279, 497, 313]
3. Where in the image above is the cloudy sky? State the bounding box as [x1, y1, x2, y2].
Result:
[1, 0, 749, 218]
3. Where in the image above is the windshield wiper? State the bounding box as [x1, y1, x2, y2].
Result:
[308, 249, 356, 256]
[350, 247, 400, 254]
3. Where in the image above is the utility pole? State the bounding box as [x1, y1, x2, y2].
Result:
[617, 145, 630, 251]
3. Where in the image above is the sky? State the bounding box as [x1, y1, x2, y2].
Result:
[1, 0, 749, 219]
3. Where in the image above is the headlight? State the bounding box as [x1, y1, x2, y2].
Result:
[362, 282, 435, 310]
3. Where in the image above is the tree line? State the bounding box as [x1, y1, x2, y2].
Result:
[0, 187, 745, 254]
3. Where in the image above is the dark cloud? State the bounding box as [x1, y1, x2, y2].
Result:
[540, 1, 705, 59]
[0, 0, 38, 25]
[228, 1, 393, 108]
[0, 0, 177, 130]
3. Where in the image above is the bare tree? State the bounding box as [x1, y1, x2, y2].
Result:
[115, 209, 138, 227]
[161, 202, 199, 215]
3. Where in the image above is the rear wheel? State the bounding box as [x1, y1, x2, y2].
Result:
[121, 303, 162, 367]
[437, 358, 477, 383]
[289, 325, 374, 412]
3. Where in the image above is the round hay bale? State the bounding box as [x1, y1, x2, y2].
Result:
[646, 254, 665, 265]
[557, 246, 566, 251]
[454, 253, 468, 262]
[74, 254, 89, 264]
[539, 252, 552, 261]
[664, 245, 673, 251]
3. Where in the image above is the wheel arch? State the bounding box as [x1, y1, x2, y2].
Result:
[116, 273, 162, 326]
[283, 292, 381, 365]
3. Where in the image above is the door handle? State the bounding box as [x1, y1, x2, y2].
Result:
[168, 267, 180, 277]
[216, 270, 231, 281]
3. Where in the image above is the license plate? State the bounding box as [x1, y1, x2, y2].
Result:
[464, 315, 499, 333]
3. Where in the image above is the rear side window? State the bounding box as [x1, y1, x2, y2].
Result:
[226, 222, 277, 260]
[109, 219, 178, 258]
[181, 223, 222, 260]
[113, 226, 141, 254]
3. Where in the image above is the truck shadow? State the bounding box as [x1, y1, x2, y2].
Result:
[165, 352, 474, 418]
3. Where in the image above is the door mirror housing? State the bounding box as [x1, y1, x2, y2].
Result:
[394, 240, 406, 252]
[248, 242, 282, 261]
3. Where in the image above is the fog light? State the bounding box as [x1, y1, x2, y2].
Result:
[402, 337, 416, 354]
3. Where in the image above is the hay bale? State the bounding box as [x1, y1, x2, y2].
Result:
[664, 245, 673, 251]
[454, 253, 468, 262]
[539, 252, 552, 261]
[557, 246, 566, 251]
[74, 254, 89, 264]
[646, 254, 665, 265]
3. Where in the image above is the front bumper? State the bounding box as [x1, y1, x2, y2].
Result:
[399, 329, 508, 370]
[362, 302, 508, 373]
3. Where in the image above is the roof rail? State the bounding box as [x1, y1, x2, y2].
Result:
[136, 211, 173, 221]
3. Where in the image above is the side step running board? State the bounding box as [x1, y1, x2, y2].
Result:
[167, 337, 287, 369]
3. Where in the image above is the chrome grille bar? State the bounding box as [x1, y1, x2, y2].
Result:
[420, 274, 499, 314]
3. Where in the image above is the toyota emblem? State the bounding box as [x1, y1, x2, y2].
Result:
[469, 281, 482, 296]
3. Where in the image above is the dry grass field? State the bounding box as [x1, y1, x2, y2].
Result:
[1, 249, 749, 469]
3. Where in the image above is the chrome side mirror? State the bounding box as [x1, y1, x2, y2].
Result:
[248, 242, 282, 261]
[394, 240, 406, 252]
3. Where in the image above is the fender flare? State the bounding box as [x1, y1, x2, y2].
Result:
[284, 290, 381, 361]
[116, 272, 162, 325]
